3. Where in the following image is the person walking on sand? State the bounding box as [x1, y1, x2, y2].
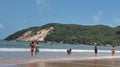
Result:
[35, 42, 40, 55]
[94, 43, 98, 56]
[111, 45, 115, 56]
[30, 41, 35, 56]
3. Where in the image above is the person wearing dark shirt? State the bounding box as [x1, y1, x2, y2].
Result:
[94, 43, 98, 56]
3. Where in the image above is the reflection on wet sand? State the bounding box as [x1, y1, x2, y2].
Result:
[29, 62, 46, 67]
[30, 63, 34, 67]
[1, 58, 120, 67]
[94, 59, 97, 67]
[111, 58, 116, 67]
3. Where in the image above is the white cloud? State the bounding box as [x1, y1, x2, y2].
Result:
[36, 0, 50, 11]
[36, 0, 46, 6]
[112, 16, 120, 27]
[92, 11, 103, 22]
[113, 16, 120, 23]
[0, 23, 3, 29]
[23, 20, 28, 23]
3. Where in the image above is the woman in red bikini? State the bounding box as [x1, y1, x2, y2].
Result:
[30, 41, 35, 56]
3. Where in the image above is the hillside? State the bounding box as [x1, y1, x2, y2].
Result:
[5, 23, 120, 46]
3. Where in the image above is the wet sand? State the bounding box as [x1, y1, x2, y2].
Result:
[0, 52, 120, 67]
[1, 58, 120, 67]
[46, 59, 120, 67]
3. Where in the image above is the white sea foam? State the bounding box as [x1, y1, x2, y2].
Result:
[0, 48, 120, 53]
[37, 56, 120, 62]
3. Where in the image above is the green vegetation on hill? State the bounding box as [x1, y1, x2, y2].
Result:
[5, 27, 42, 40]
[5, 23, 120, 46]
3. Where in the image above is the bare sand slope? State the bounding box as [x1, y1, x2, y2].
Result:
[16, 27, 53, 41]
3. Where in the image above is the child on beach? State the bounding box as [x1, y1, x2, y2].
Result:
[30, 41, 35, 56]
[35, 42, 40, 55]
[111, 45, 115, 56]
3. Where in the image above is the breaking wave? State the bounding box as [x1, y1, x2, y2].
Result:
[0, 48, 120, 53]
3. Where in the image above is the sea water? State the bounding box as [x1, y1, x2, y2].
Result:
[0, 40, 120, 60]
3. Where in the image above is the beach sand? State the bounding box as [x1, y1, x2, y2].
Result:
[45, 58, 120, 67]
[0, 52, 120, 67]
[1, 58, 120, 67]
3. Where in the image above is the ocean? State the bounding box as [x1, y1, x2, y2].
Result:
[1, 40, 120, 67]
[0, 40, 120, 60]
[1, 40, 120, 51]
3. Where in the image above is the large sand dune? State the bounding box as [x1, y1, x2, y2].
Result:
[16, 27, 53, 41]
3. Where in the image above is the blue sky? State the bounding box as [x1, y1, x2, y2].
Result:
[0, 0, 120, 39]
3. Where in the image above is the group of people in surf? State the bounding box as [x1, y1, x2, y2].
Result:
[94, 43, 115, 56]
[29, 41, 115, 56]
[66, 43, 115, 56]
[30, 41, 40, 56]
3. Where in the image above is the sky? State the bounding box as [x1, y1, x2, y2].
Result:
[0, 0, 120, 39]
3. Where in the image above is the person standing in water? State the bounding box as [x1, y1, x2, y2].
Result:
[94, 43, 98, 56]
[67, 48, 72, 55]
[111, 45, 115, 56]
[30, 41, 35, 56]
[35, 42, 40, 55]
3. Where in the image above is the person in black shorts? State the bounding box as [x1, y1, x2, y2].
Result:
[94, 43, 98, 56]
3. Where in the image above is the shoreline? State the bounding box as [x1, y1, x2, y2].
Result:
[0, 53, 120, 66]
[2, 40, 116, 47]
[0, 46, 120, 67]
